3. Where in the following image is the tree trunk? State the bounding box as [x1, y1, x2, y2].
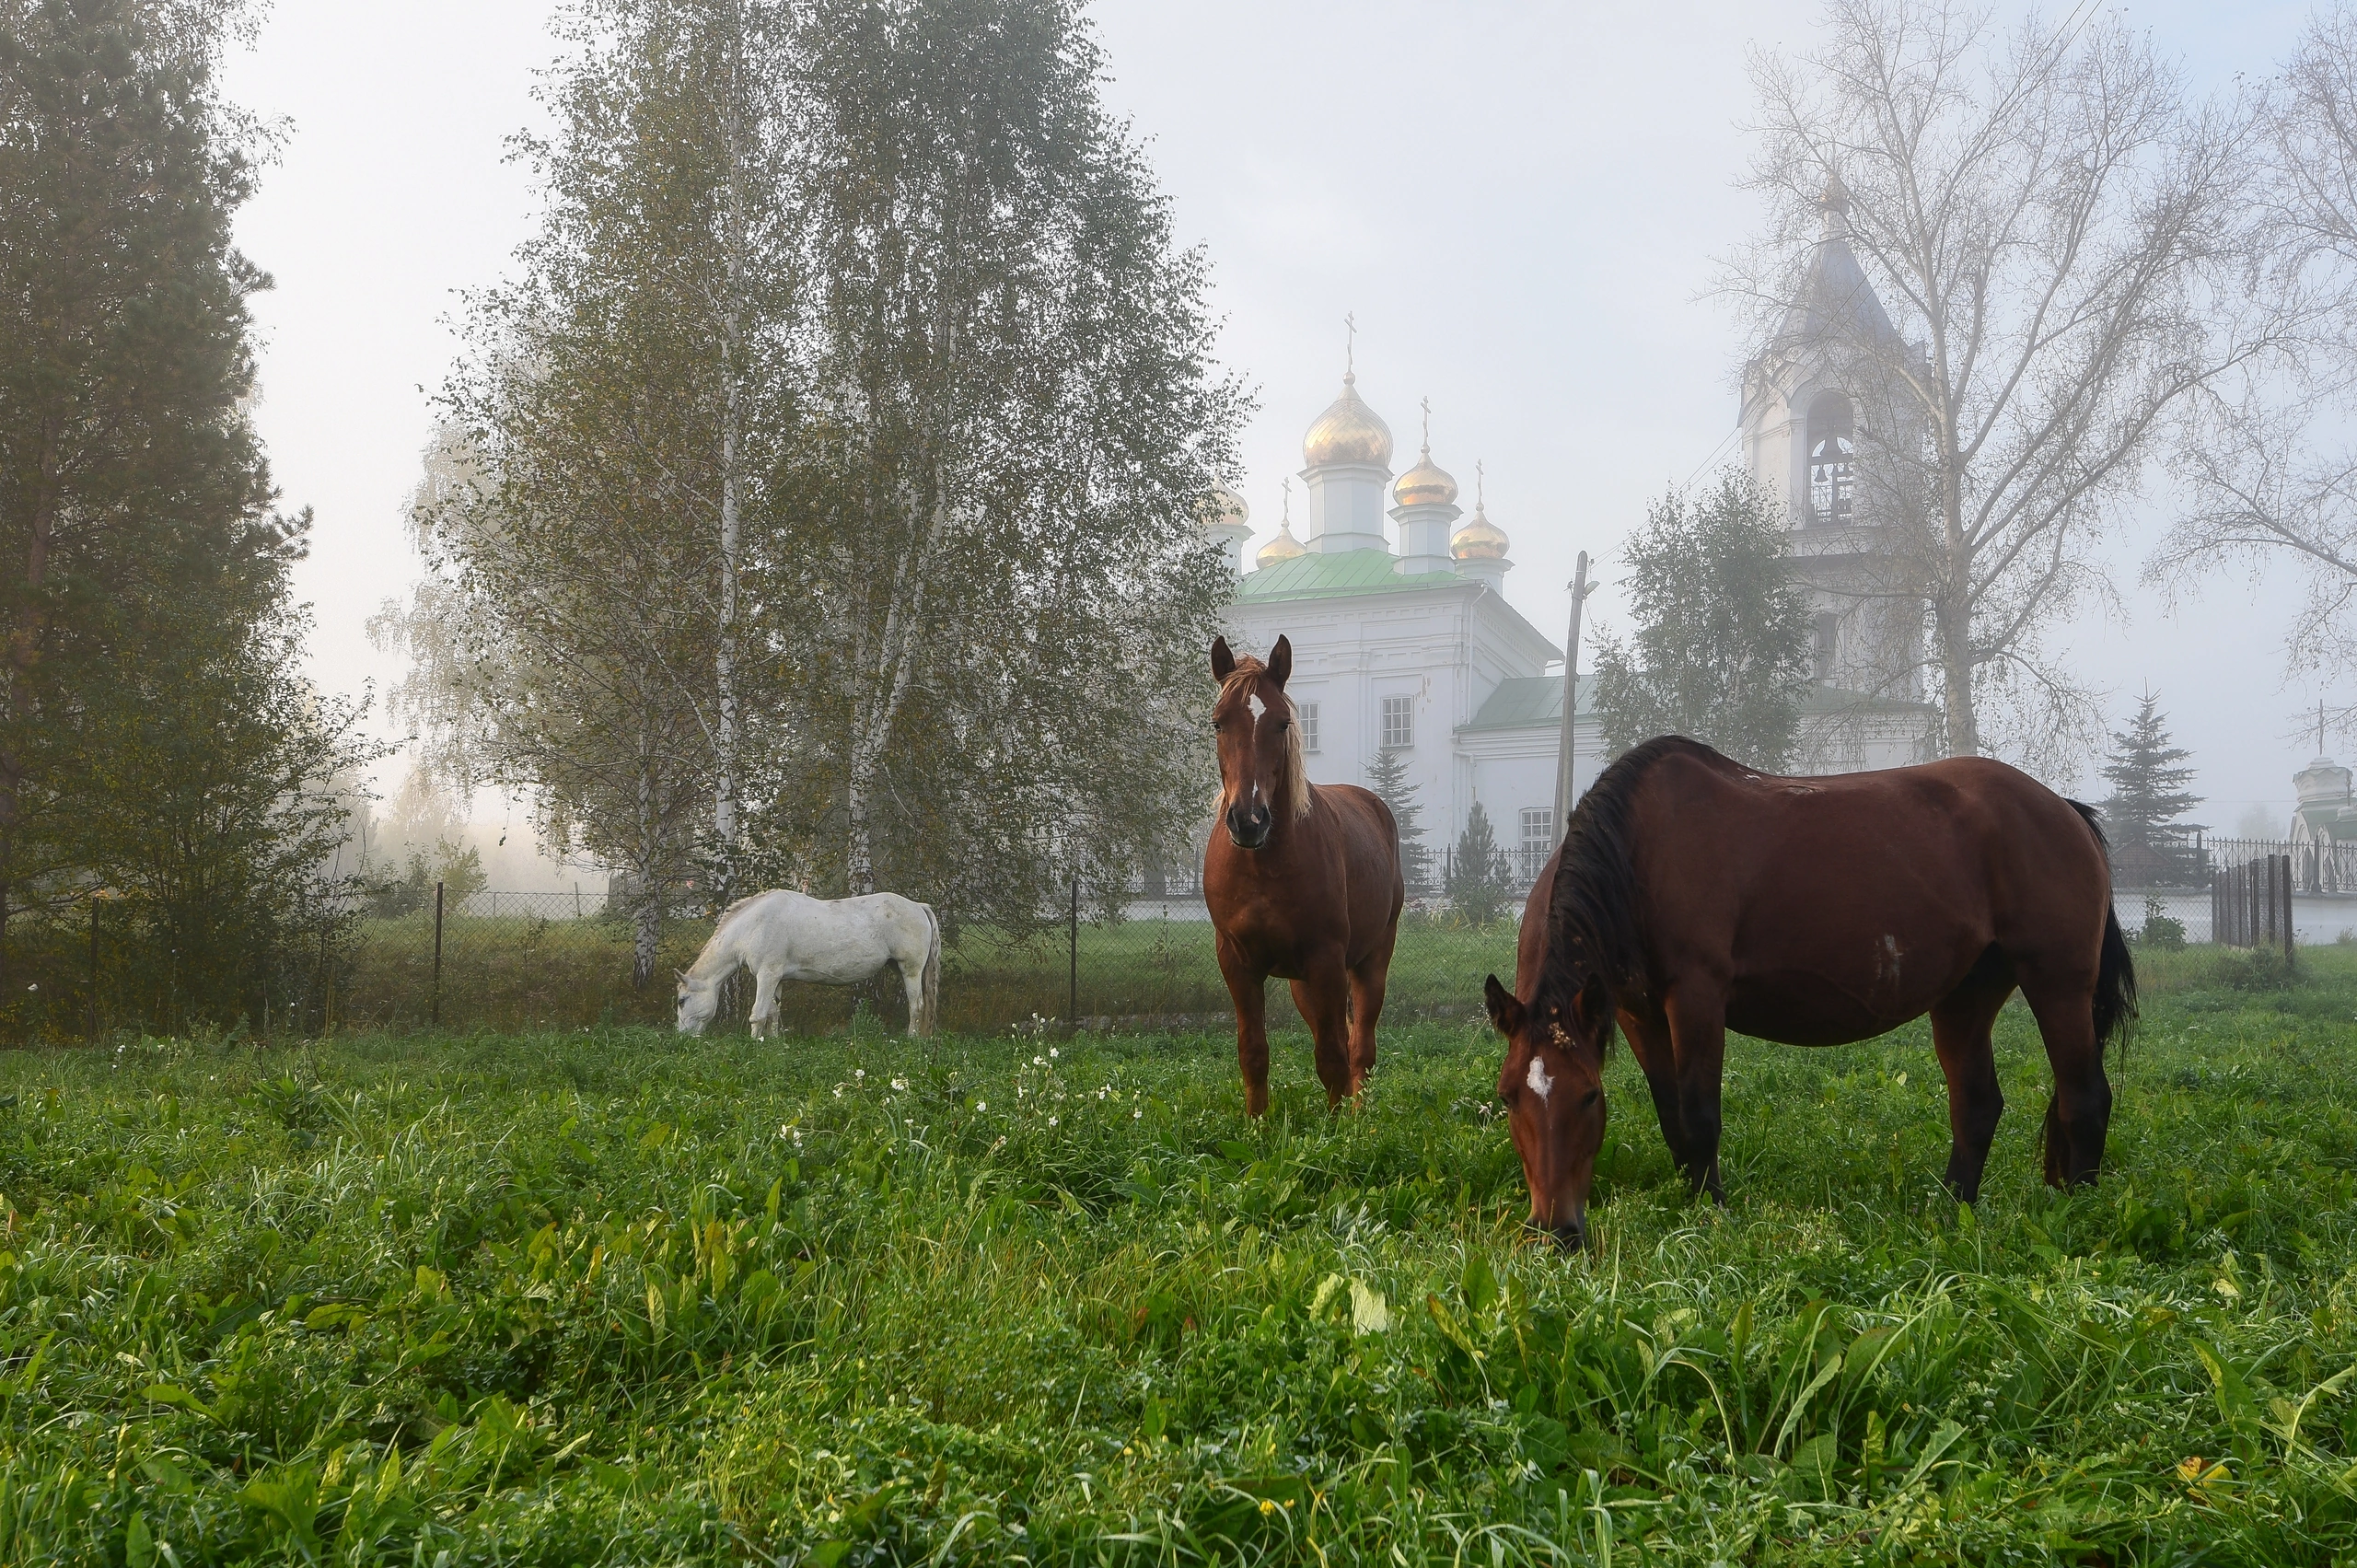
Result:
[632, 723, 661, 988]
[0, 431, 64, 1003]
[712, 23, 748, 911]
[714, 323, 739, 908]
[844, 730, 878, 896]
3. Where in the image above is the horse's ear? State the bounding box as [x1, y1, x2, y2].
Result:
[1482, 974, 1524, 1037]
[1211, 635, 1236, 683]
[1267, 634, 1293, 689]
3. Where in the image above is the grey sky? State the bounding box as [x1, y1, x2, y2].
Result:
[219, 0, 2324, 827]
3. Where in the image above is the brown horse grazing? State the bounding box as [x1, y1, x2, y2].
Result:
[1205, 635, 1405, 1115]
[1485, 736, 2135, 1249]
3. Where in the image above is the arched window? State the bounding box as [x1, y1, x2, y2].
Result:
[1805, 390, 1855, 526]
[1813, 613, 1840, 684]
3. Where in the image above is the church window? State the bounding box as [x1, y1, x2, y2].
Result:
[1380, 695, 1414, 749]
[1519, 808, 1553, 877]
[1805, 390, 1856, 526]
[1813, 614, 1840, 683]
[1298, 703, 1320, 754]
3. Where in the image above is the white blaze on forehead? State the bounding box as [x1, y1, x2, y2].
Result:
[1248, 692, 1267, 719]
[1525, 1054, 1554, 1100]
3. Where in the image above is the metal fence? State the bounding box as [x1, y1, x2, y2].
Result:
[325, 884, 1527, 1038]
[28, 833, 2350, 1041]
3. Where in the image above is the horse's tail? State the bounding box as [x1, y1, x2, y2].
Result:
[2068, 799, 2139, 1057]
[920, 903, 942, 1038]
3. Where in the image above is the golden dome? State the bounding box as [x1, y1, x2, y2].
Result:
[1302, 372, 1394, 470]
[1256, 518, 1307, 567]
[1393, 443, 1457, 508]
[1452, 498, 1508, 562]
[1201, 484, 1249, 532]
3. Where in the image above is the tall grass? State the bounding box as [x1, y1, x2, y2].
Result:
[2, 955, 2356, 1561]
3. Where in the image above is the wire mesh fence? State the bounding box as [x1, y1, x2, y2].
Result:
[20, 842, 2357, 1042]
[327, 889, 1529, 1037]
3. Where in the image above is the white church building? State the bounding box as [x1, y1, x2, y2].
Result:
[1204, 196, 1939, 889]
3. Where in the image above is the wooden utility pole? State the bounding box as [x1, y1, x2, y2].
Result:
[1553, 552, 1594, 839]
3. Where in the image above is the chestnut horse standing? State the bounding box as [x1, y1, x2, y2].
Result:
[1205, 635, 1404, 1114]
[1485, 736, 2135, 1248]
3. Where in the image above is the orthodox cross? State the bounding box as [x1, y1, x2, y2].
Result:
[1281, 476, 1292, 522]
[1476, 459, 1485, 508]
[1420, 396, 1432, 452]
[1344, 313, 1356, 377]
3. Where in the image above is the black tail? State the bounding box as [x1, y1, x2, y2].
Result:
[2068, 799, 2139, 1056]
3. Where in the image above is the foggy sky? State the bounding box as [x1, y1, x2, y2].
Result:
[218, 0, 2324, 834]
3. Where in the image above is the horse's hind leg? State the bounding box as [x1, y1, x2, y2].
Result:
[1930, 948, 2014, 1202]
[897, 958, 926, 1037]
[2018, 960, 2112, 1188]
[1344, 925, 1397, 1092]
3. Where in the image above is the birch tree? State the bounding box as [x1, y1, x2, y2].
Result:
[1731, 0, 2273, 766]
[772, 0, 1242, 922]
[2151, 6, 2357, 701]
[401, 0, 795, 981]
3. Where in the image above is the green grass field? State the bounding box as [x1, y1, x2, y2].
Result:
[3, 944, 2356, 1563]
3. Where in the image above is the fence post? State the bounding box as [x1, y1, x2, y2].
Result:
[87, 893, 99, 1042]
[431, 880, 446, 1028]
[1069, 877, 1079, 1032]
[2281, 854, 2296, 963]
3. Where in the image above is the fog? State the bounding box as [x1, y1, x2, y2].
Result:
[217, 0, 2328, 883]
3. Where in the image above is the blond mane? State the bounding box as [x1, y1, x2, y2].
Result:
[1218, 660, 1313, 822]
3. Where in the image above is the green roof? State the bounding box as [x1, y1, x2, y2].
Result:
[1237, 552, 1476, 601]
[1461, 675, 1593, 732]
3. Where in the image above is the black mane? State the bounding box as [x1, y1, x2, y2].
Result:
[1540, 735, 1724, 1010]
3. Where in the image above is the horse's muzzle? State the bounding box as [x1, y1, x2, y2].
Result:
[1527, 1216, 1586, 1252]
[1225, 803, 1271, 850]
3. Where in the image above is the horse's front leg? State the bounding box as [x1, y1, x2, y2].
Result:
[748, 968, 783, 1040]
[1216, 940, 1272, 1117]
[1662, 982, 1729, 1203]
[1620, 1005, 1693, 1174]
[1288, 956, 1354, 1109]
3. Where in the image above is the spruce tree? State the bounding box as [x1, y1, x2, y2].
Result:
[1446, 802, 1515, 925]
[2099, 691, 2203, 877]
[1364, 749, 1431, 893]
[0, 0, 366, 1030]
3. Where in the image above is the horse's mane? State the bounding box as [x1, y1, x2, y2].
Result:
[1541, 735, 1723, 1010]
[1219, 659, 1312, 822]
[713, 891, 768, 932]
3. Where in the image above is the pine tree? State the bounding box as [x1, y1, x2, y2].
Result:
[2099, 691, 2203, 879]
[1446, 802, 1515, 925]
[1364, 749, 1431, 893]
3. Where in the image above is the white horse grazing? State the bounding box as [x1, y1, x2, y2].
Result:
[675, 889, 941, 1039]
